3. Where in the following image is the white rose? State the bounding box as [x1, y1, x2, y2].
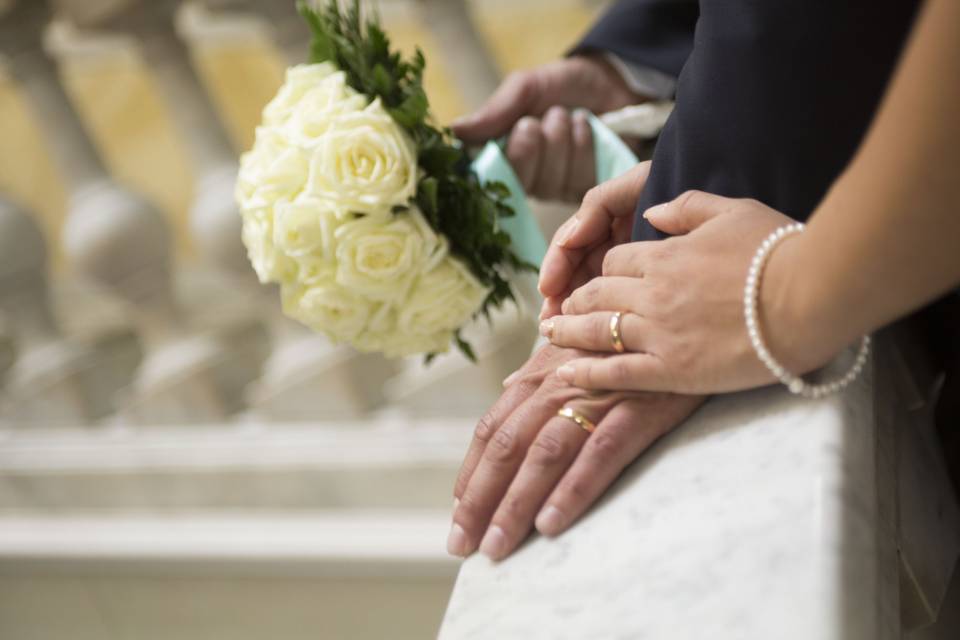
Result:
[281, 282, 373, 341]
[395, 257, 490, 350]
[351, 305, 453, 358]
[273, 198, 342, 258]
[334, 206, 444, 302]
[240, 207, 297, 284]
[263, 63, 344, 126]
[284, 73, 367, 143]
[304, 98, 418, 217]
[237, 127, 310, 209]
[238, 61, 491, 357]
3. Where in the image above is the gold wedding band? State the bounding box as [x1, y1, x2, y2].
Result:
[610, 311, 626, 353]
[557, 407, 597, 434]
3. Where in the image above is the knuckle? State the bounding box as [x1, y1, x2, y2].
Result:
[582, 184, 603, 208]
[648, 284, 670, 309]
[610, 358, 632, 383]
[601, 248, 618, 276]
[528, 432, 569, 467]
[673, 338, 697, 371]
[454, 493, 483, 529]
[592, 314, 610, 346]
[587, 431, 621, 460]
[486, 427, 521, 464]
[453, 474, 470, 500]
[474, 413, 497, 443]
[651, 237, 677, 261]
[495, 493, 525, 522]
[559, 476, 591, 503]
[675, 189, 704, 214]
[582, 280, 600, 305]
[508, 70, 535, 96]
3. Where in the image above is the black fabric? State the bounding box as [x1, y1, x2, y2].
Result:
[577, 1, 960, 492]
[572, 0, 699, 80]
[631, 0, 921, 238]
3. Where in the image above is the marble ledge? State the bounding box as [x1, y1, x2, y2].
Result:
[439, 339, 960, 640]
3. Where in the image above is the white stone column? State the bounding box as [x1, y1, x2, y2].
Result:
[222, 0, 311, 64]
[0, 2, 147, 423]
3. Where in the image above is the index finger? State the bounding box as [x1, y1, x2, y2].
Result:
[539, 162, 650, 298]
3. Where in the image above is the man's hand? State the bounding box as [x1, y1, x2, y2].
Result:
[452, 55, 647, 202]
[449, 343, 706, 561]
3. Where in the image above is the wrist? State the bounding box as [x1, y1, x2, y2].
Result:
[759, 231, 852, 376]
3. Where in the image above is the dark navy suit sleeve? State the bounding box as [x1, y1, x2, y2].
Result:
[569, 0, 698, 242]
[569, 0, 699, 80]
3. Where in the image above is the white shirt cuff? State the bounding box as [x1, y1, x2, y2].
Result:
[604, 52, 678, 101]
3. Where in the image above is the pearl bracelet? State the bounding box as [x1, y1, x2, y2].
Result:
[744, 223, 871, 398]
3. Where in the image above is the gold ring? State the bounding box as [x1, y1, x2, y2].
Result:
[609, 311, 626, 353]
[557, 407, 596, 434]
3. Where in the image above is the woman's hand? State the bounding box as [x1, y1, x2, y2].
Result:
[538, 162, 650, 319]
[542, 191, 849, 394]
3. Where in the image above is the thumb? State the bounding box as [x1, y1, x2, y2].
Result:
[453, 59, 597, 143]
[558, 161, 651, 249]
[643, 190, 734, 235]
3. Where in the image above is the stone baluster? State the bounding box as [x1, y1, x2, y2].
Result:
[0, 312, 14, 390]
[3, 0, 239, 424]
[0, 195, 108, 424]
[0, 2, 146, 423]
[412, 0, 500, 110]
[214, 0, 311, 64]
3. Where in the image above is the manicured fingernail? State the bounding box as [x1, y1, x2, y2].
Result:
[447, 523, 469, 557]
[539, 319, 554, 338]
[558, 217, 579, 247]
[556, 364, 574, 382]
[502, 370, 520, 387]
[561, 298, 571, 314]
[479, 525, 507, 560]
[453, 497, 460, 511]
[536, 506, 565, 535]
[643, 203, 666, 219]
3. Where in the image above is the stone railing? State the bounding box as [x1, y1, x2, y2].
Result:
[438, 332, 960, 639]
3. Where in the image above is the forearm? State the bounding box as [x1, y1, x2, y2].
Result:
[774, 0, 960, 353]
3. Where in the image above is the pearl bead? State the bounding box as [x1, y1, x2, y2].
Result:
[743, 224, 868, 400]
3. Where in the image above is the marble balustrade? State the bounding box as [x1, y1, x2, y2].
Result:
[439, 331, 960, 639]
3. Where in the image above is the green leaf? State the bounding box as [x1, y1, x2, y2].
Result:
[417, 177, 439, 220]
[419, 145, 462, 175]
[454, 332, 477, 363]
[298, 0, 537, 361]
[371, 64, 394, 96]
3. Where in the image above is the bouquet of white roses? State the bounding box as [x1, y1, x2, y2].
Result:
[236, 0, 535, 359]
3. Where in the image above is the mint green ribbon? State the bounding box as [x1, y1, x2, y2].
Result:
[470, 111, 639, 268]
